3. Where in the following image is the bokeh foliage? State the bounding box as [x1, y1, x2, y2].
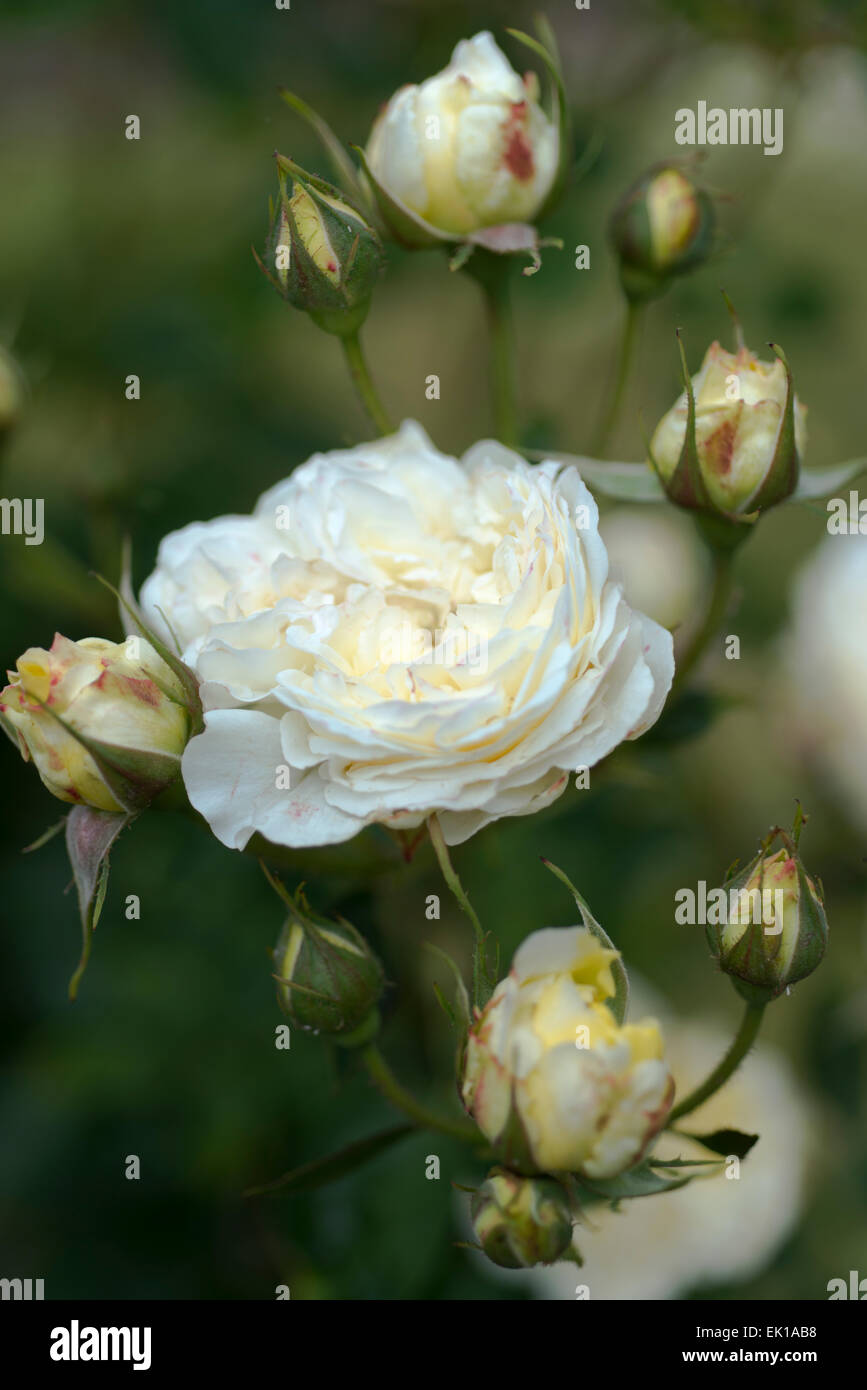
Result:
[1, 0, 865, 1299]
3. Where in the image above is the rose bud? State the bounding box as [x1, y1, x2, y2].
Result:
[471, 1168, 574, 1269]
[461, 927, 673, 1178]
[609, 164, 714, 303]
[256, 157, 384, 337]
[364, 30, 560, 242]
[707, 817, 828, 1005]
[272, 889, 384, 1043]
[649, 336, 806, 520]
[0, 634, 192, 813]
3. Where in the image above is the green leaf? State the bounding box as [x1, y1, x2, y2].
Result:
[540, 858, 629, 1024]
[529, 450, 666, 502]
[795, 457, 867, 500]
[573, 1159, 692, 1203]
[64, 805, 136, 1000]
[243, 1123, 414, 1197]
[677, 1127, 759, 1159]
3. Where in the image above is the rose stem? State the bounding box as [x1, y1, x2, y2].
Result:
[671, 547, 735, 694]
[341, 331, 394, 435]
[667, 1002, 766, 1124]
[427, 813, 488, 1006]
[591, 299, 643, 458]
[360, 1042, 477, 1143]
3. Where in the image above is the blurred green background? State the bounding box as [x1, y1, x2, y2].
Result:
[1, 0, 866, 1300]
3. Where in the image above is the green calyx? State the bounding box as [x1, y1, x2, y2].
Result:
[270, 882, 385, 1039]
[257, 156, 385, 337]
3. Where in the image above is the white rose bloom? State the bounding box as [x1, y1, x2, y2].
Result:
[783, 531, 867, 832]
[365, 31, 559, 237]
[530, 1015, 811, 1299]
[140, 422, 673, 850]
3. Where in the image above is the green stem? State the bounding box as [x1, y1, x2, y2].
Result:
[361, 1043, 476, 1143]
[672, 547, 734, 694]
[668, 1003, 766, 1123]
[341, 331, 393, 435]
[591, 300, 643, 458]
[427, 814, 487, 1005]
[466, 253, 518, 447]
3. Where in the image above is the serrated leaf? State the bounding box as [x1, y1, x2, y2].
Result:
[65, 805, 135, 1000]
[243, 1123, 414, 1197]
[795, 457, 867, 500]
[678, 1127, 759, 1159]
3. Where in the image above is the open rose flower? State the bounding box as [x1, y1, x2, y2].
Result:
[364, 31, 559, 240]
[140, 422, 673, 849]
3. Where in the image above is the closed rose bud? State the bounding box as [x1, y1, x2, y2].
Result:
[471, 1168, 573, 1269]
[365, 31, 560, 240]
[461, 927, 673, 1178]
[650, 338, 806, 518]
[272, 891, 384, 1041]
[0, 634, 191, 812]
[258, 158, 384, 337]
[609, 164, 714, 302]
[707, 820, 828, 1004]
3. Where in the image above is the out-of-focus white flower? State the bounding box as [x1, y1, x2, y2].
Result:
[783, 531, 867, 832]
[531, 1010, 811, 1299]
[600, 506, 709, 637]
[461, 927, 673, 1177]
[140, 422, 673, 850]
[365, 32, 559, 238]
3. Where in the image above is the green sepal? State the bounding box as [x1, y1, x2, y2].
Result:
[352, 144, 452, 249]
[540, 857, 629, 1024]
[278, 87, 371, 211]
[95, 553, 204, 736]
[505, 25, 571, 221]
[571, 1158, 692, 1205]
[746, 342, 799, 511]
[665, 331, 713, 511]
[65, 804, 136, 1000]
